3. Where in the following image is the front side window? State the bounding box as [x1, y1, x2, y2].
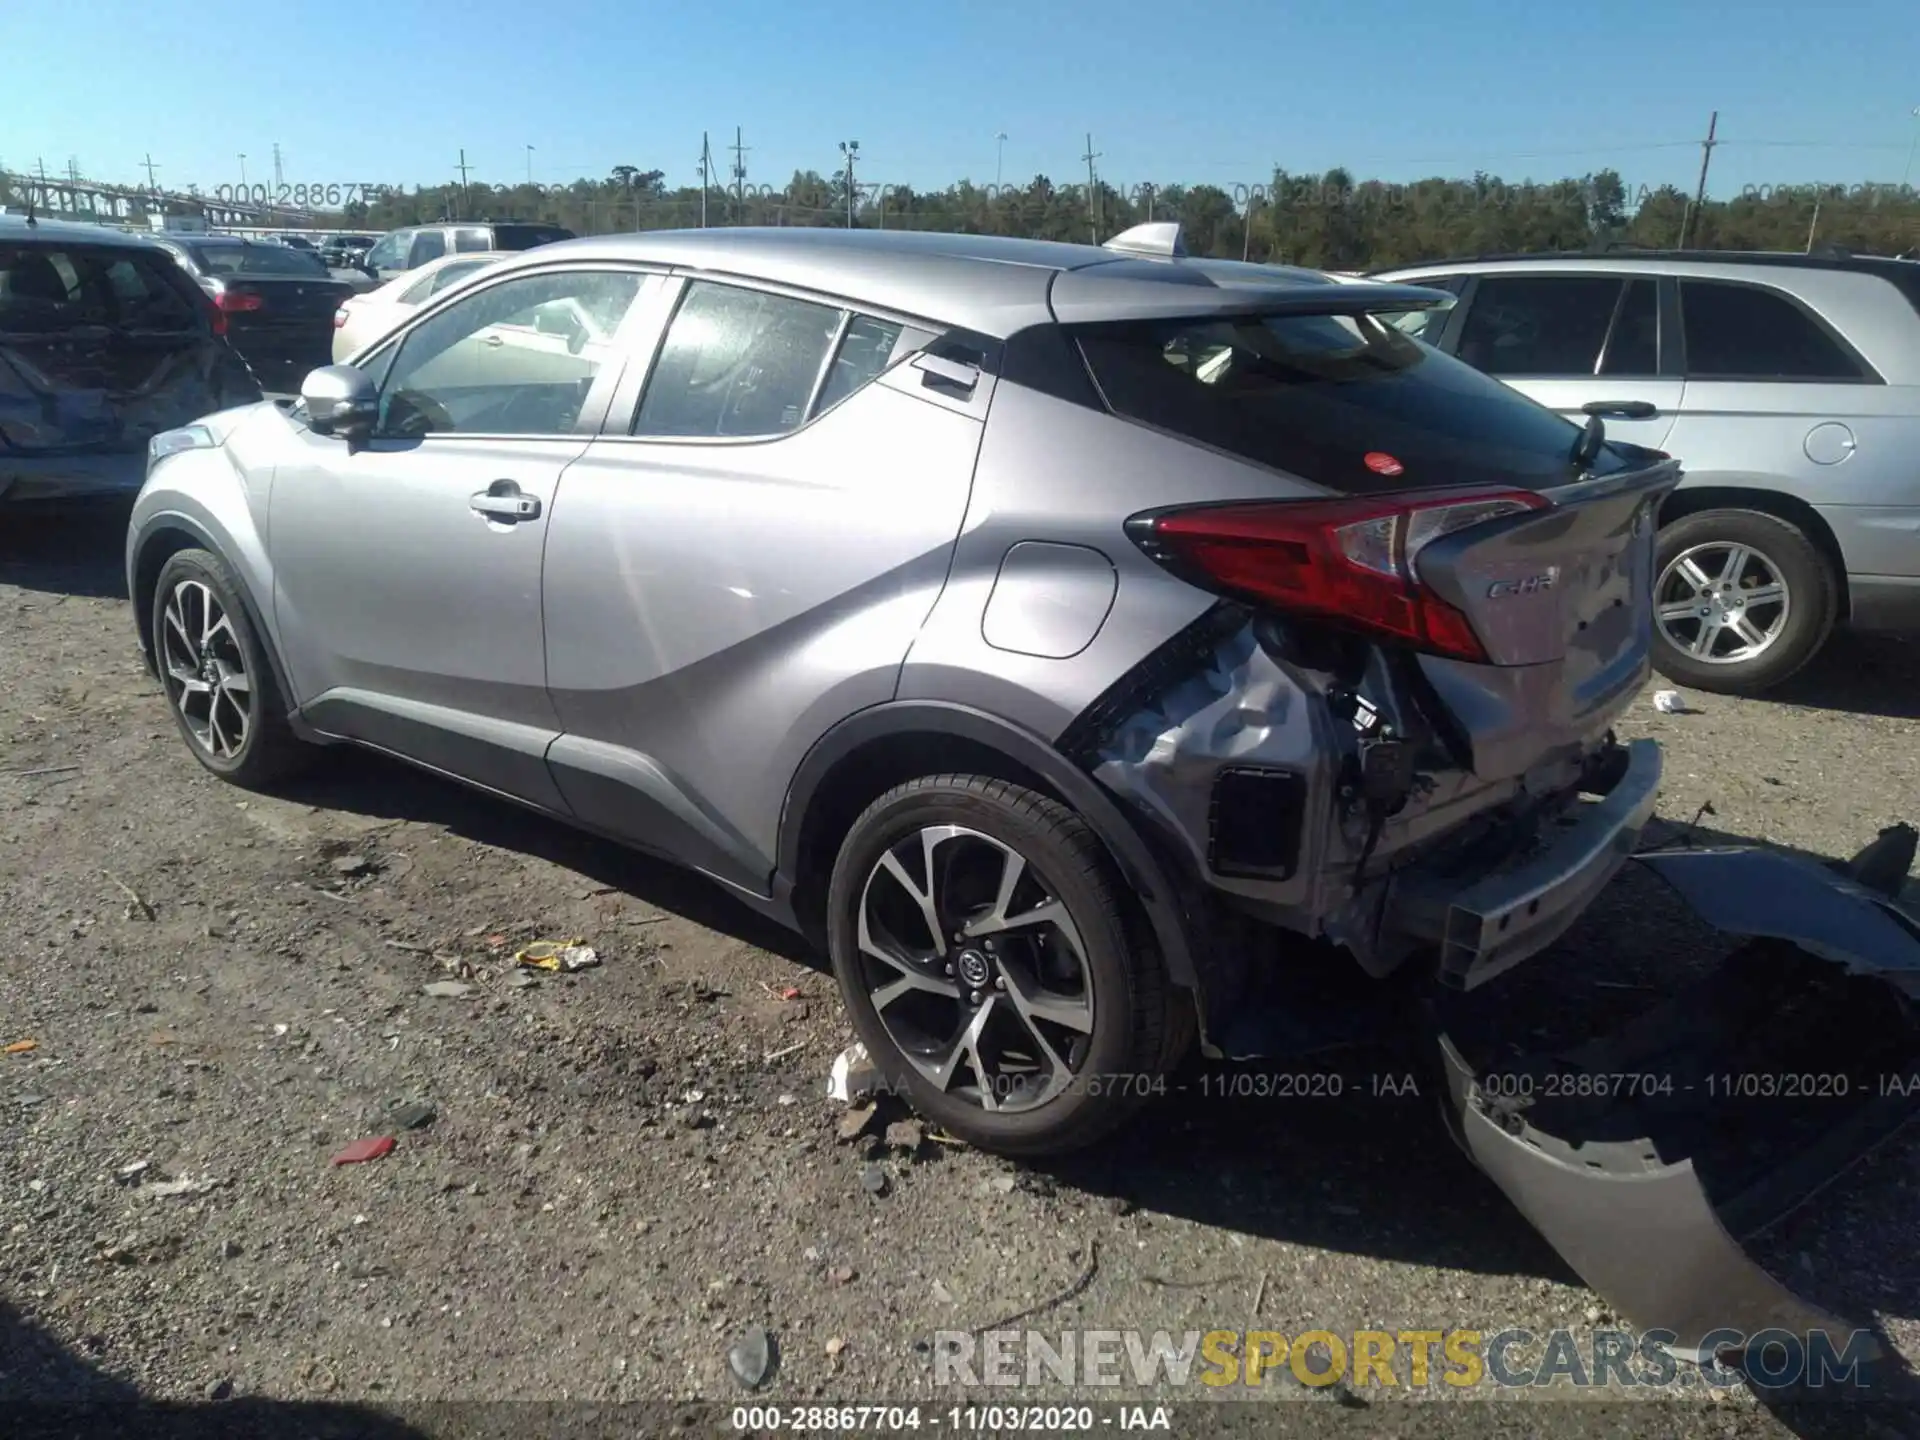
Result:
[1598, 278, 1660, 377]
[633, 281, 843, 438]
[429, 257, 502, 296]
[407, 230, 448, 267]
[1454, 275, 1625, 377]
[377, 269, 644, 437]
[1077, 308, 1630, 495]
[1679, 280, 1865, 380]
[364, 232, 407, 271]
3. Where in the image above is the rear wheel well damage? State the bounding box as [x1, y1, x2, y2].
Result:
[777, 708, 1205, 1044]
[1659, 486, 1850, 620]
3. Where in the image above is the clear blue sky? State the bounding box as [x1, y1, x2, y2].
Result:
[3, 0, 1916, 200]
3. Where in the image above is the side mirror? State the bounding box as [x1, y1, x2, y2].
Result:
[302, 364, 378, 444]
[534, 304, 576, 338]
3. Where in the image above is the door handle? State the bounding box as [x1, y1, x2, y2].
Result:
[481, 334, 504, 348]
[470, 484, 541, 522]
[1583, 399, 1658, 419]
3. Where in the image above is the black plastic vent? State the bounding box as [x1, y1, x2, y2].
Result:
[1209, 767, 1306, 880]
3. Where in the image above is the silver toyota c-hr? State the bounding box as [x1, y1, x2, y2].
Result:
[127, 223, 1681, 1157]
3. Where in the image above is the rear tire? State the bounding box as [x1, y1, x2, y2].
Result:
[1651, 509, 1837, 696]
[152, 548, 312, 790]
[827, 775, 1171, 1157]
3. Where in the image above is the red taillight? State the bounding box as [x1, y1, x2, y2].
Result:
[1130, 488, 1549, 662]
[209, 308, 228, 337]
[213, 289, 265, 313]
[333, 305, 350, 328]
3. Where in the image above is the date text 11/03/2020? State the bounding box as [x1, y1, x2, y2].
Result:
[936, 1069, 1920, 1104]
[210, 183, 396, 208]
[731, 1405, 1172, 1432]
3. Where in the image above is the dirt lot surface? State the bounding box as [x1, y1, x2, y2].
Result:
[4, 500, 1919, 1439]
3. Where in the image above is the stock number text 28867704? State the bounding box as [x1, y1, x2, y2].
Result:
[210, 183, 394, 209]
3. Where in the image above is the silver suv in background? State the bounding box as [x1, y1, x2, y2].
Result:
[1369, 250, 1920, 694]
[349, 221, 575, 290]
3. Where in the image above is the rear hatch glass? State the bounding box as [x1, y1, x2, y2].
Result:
[1079, 310, 1677, 766]
[1075, 309, 1642, 495]
[0, 241, 251, 454]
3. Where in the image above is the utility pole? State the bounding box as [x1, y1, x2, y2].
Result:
[142, 153, 160, 190]
[526, 144, 534, 186]
[1902, 106, 1920, 192]
[730, 126, 749, 220]
[1243, 195, 1257, 262]
[272, 143, 283, 190]
[839, 140, 860, 227]
[1678, 110, 1717, 249]
[1082, 133, 1102, 244]
[1805, 197, 1823, 253]
[455, 149, 470, 220]
[994, 132, 1007, 190]
[698, 132, 712, 228]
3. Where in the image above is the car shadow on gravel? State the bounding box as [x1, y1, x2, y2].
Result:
[278, 747, 819, 969]
[0, 500, 133, 602]
[1760, 630, 1920, 721]
[0, 1299, 433, 1439]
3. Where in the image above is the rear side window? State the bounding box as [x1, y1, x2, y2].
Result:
[453, 227, 492, 254]
[814, 314, 907, 413]
[187, 243, 327, 277]
[0, 244, 203, 335]
[633, 281, 842, 438]
[1077, 310, 1620, 495]
[1678, 280, 1866, 380]
[1454, 276, 1623, 376]
[492, 225, 575, 251]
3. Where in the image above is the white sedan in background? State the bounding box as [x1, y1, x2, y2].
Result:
[332, 251, 508, 362]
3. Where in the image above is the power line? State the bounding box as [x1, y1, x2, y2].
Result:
[1679, 110, 1718, 248]
[1082, 133, 1102, 244]
[730, 127, 749, 220]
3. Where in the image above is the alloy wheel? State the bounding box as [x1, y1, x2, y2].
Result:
[1655, 542, 1791, 665]
[855, 825, 1095, 1113]
[159, 580, 253, 760]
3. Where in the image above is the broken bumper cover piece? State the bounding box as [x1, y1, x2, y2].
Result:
[1392, 737, 1662, 991]
[1437, 836, 1920, 1369]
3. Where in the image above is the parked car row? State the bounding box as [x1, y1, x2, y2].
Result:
[1, 211, 576, 499]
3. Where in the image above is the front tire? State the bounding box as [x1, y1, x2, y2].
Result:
[1651, 509, 1837, 696]
[826, 775, 1170, 1157]
[152, 548, 311, 789]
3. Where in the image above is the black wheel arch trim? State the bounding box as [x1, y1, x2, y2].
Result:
[129, 512, 308, 740]
[775, 700, 1201, 996]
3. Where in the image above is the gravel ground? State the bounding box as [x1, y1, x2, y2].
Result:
[3, 500, 1918, 1439]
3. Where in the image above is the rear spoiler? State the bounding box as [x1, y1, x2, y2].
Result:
[1050, 272, 1455, 326]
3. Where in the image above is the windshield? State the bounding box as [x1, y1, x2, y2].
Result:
[187, 243, 329, 277]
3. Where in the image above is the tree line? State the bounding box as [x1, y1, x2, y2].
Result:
[336, 165, 1920, 266]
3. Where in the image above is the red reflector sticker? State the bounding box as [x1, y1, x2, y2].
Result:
[1364, 452, 1404, 477]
